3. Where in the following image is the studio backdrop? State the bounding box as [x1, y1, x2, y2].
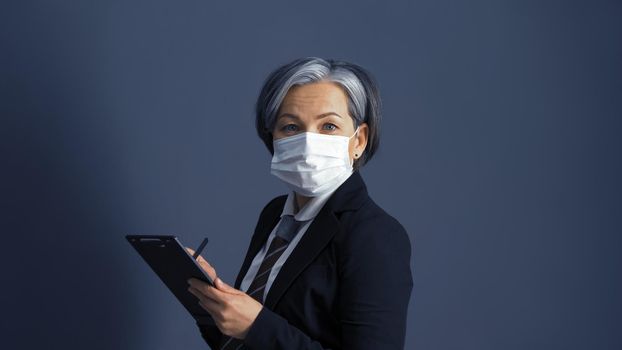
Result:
[2, 1, 621, 349]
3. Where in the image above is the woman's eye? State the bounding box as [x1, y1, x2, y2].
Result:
[282, 124, 299, 132]
[323, 123, 337, 131]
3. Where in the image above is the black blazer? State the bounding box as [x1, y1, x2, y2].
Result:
[196, 171, 413, 349]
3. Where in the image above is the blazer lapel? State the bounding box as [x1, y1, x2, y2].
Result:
[263, 204, 339, 309]
[234, 196, 287, 289]
[263, 171, 368, 309]
[236, 171, 369, 305]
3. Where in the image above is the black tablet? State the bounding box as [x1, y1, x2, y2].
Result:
[126, 235, 215, 325]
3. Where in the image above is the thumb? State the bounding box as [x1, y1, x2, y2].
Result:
[214, 277, 238, 294]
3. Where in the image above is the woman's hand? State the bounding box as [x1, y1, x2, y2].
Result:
[185, 247, 217, 281]
[184, 247, 262, 339]
[187, 277, 263, 339]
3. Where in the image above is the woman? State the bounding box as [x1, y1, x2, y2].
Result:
[186, 57, 413, 349]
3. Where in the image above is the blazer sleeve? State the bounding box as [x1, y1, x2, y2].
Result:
[242, 215, 414, 350]
[243, 306, 330, 349]
[337, 217, 413, 349]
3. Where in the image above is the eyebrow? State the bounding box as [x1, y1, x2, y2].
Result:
[277, 112, 343, 120]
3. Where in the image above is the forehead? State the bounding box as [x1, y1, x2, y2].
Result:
[279, 81, 349, 113]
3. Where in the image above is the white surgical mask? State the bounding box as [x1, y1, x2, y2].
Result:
[270, 127, 359, 197]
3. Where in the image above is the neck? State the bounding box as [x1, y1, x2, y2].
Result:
[294, 192, 312, 213]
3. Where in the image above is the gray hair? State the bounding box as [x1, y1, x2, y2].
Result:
[255, 57, 382, 169]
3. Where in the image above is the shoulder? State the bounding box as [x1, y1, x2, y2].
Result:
[259, 194, 288, 217]
[351, 197, 405, 232]
[335, 195, 413, 288]
[250, 195, 288, 232]
[337, 195, 412, 260]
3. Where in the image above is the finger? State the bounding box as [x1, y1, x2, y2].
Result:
[185, 247, 210, 266]
[188, 279, 229, 301]
[189, 286, 223, 310]
[215, 277, 240, 294]
[185, 247, 207, 265]
[188, 284, 220, 304]
[188, 278, 215, 296]
[197, 259, 217, 280]
[202, 283, 232, 302]
[185, 247, 217, 280]
[198, 293, 222, 310]
[188, 286, 207, 302]
[193, 287, 224, 319]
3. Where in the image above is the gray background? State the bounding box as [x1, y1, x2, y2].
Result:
[2, 0, 621, 349]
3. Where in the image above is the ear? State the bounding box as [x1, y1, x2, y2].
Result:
[353, 123, 369, 159]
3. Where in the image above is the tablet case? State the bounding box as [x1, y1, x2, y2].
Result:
[126, 235, 215, 325]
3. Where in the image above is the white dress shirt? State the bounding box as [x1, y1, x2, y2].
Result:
[240, 173, 352, 301]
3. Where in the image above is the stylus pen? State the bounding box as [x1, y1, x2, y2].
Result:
[192, 237, 209, 260]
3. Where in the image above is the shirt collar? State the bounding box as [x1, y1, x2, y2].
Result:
[281, 172, 353, 221]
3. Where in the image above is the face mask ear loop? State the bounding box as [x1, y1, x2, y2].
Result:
[348, 126, 360, 168]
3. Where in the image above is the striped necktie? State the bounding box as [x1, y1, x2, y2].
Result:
[219, 215, 303, 350]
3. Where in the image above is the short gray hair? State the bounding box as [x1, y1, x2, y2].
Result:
[255, 57, 382, 169]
